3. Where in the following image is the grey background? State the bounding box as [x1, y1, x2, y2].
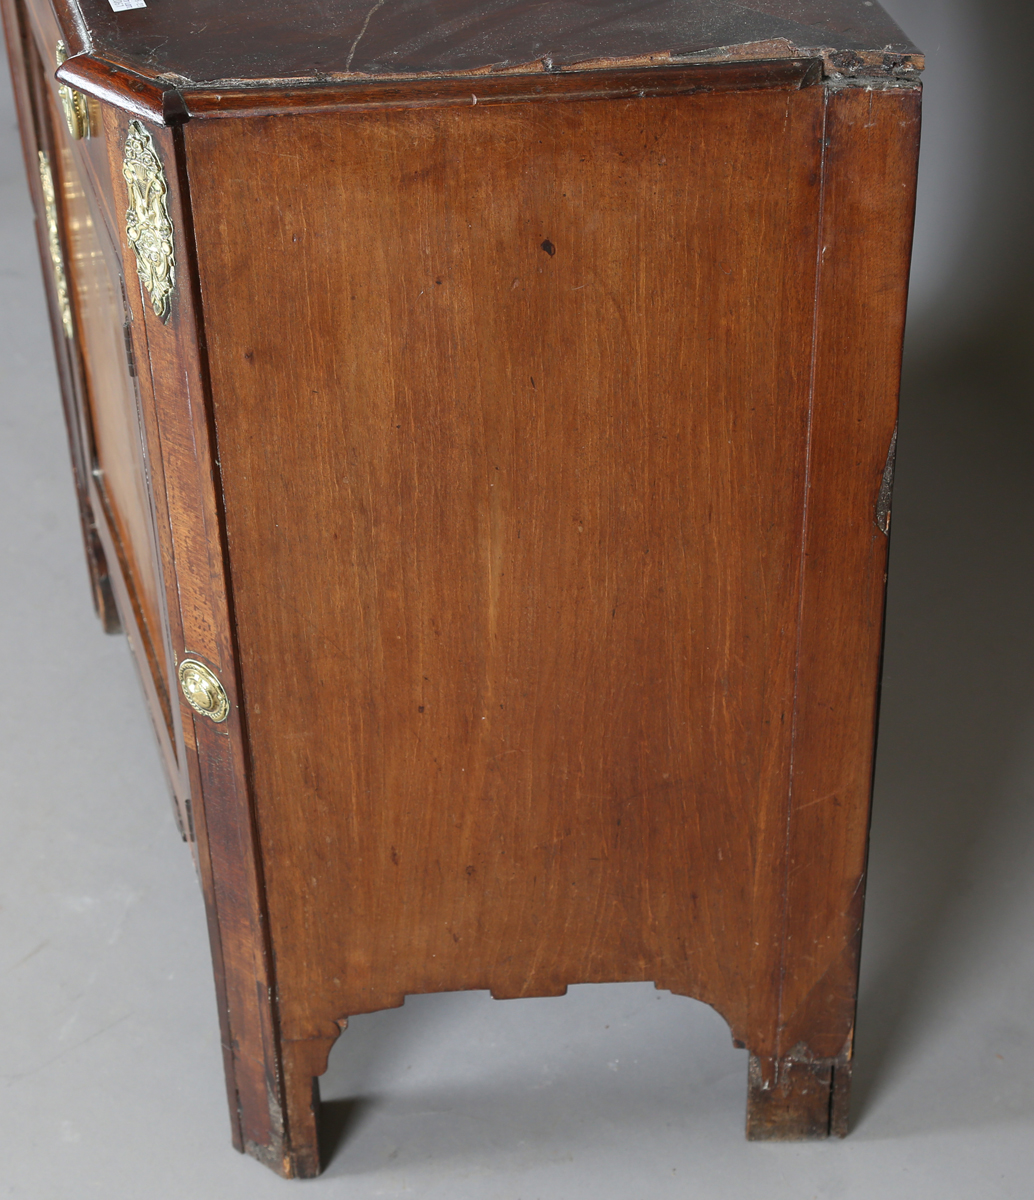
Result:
[2, 1, 1031, 1195]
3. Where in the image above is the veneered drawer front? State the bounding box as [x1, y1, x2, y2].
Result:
[19, 8, 166, 685]
[9, 3, 189, 826]
[59, 142, 163, 638]
[22, 0, 117, 234]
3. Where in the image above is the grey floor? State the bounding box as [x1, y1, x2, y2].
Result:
[2, 2, 1033, 1196]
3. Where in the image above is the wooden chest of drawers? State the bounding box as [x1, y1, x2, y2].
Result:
[2, 0, 921, 1177]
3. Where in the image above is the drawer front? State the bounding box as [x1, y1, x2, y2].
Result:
[53, 114, 167, 671]
[9, 1, 190, 829]
[21, 0, 117, 233]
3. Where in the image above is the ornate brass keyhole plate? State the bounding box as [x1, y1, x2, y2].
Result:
[178, 659, 230, 723]
[123, 120, 176, 321]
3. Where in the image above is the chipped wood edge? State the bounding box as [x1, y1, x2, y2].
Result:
[50, 36, 922, 126]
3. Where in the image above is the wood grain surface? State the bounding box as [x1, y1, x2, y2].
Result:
[191, 73, 820, 1036]
[178, 64, 914, 1170]
[4, 0, 920, 1172]
[176, 60, 916, 1166]
[756, 79, 920, 1135]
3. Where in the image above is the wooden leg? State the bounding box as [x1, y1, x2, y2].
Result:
[745, 1054, 851, 1140]
[277, 1040, 327, 1179]
[236, 1032, 341, 1178]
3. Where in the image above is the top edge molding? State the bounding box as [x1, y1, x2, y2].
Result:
[56, 48, 922, 127]
[47, 0, 921, 122]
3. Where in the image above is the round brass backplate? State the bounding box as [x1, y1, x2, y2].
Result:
[178, 659, 230, 723]
[55, 43, 89, 140]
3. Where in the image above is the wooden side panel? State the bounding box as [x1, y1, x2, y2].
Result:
[775, 82, 921, 1066]
[186, 83, 826, 1056]
[7, 0, 922, 1172]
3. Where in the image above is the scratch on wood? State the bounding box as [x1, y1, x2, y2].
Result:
[346, 0, 391, 71]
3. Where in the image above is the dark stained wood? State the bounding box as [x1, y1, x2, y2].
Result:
[746, 1054, 844, 1140]
[44, 0, 922, 128]
[52, 55, 822, 126]
[179, 57, 822, 120]
[53, 51, 187, 127]
[48, 0, 919, 86]
[4, 0, 921, 1180]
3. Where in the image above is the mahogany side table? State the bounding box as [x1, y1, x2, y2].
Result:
[2, 0, 921, 1177]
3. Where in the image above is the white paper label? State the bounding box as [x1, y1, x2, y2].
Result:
[108, 0, 147, 11]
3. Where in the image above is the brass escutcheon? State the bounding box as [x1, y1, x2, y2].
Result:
[178, 659, 230, 723]
[55, 43, 89, 140]
[123, 120, 176, 321]
[37, 150, 72, 338]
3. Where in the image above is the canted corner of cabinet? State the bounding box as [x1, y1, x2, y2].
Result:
[55, 53, 188, 126]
